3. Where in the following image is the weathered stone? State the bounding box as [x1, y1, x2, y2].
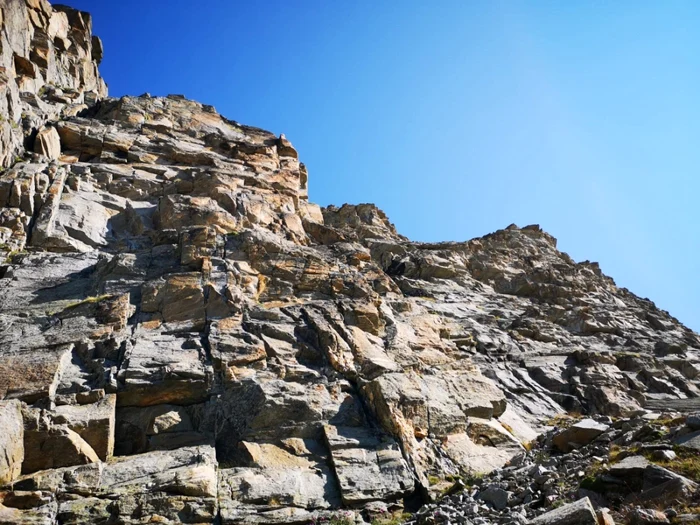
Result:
[22, 426, 99, 474]
[0, 0, 106, 167]
[33, 127, 61, 160]
[530, 497, 597, 525]
[114, 404, 203, 455]
[628, 507, 670, 525]
[552, 419, 609, 453]
[650, 449, 676, 461]
[117, 333, 211, 407]
[609, 455, 650, 478]
[596, 508, 615, 525]
[634, 474, 698, 506]
[686, 412, 700, 430]
[673, 429, 700, 451]
[53, 394, 116, 460]
[0, 346, 71, 403]
[218, 466, 337, 511]
[323, 425, 413, 505]
[478, 486, 510, 510]
[0, 400, 24, 485]
[442, 432, 522, 476]
[53, 445, 218, 524]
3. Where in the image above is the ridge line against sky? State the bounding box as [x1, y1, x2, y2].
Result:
[66, 0, 698, 330]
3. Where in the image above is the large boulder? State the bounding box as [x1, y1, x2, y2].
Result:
[530, 497, 597, 525]
[53, 394, 116, 460]
[552, 419, 609, 453]
[33, 126, 61, 160]
[22, 425, 100, 474]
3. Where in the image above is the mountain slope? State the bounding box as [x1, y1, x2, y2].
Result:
[0, 2, 698, 524]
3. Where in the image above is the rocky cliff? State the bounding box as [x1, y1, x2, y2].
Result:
[0, 2, 699, 524]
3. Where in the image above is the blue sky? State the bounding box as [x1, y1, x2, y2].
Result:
[68, 1, 698, 330]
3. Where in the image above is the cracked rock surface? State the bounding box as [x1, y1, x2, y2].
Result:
[0, 1, 699, 524]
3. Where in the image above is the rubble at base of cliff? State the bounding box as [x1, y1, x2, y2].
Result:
[405, 412, 700, 525]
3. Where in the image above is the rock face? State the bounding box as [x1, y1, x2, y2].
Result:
[0, 400, 24, 485]
[0, 1, 699, 524]
[0, 0, 106, 168]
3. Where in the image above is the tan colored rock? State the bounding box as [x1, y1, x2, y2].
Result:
[467, 417, 523, 448]
[53, 394, 116, 461]
[628, 508, 670, 525]
[180, 225, 220, 267]
[33, 127, 61, 160]
[117, 332, 210, 407]
[0, 346, 71, 403]
[0, 400, 24, 485]
[0, 1, 106, 167]
[442, 433, 521, 475]
[22, 426, 99, 474]
[596, 508, 615, 525]
[141, 273, 206, 327]
[237, 441, 313, 468]
[277, 134, 298, 158]
[498, 405, 539, 444]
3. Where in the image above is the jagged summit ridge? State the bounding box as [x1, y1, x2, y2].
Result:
[0, 2, 699, 524]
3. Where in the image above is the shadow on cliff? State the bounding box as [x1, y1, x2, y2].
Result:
[29, 264, 98, 305]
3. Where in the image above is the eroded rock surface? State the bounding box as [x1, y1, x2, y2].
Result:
[1, 1, 699, 524]
[0, 0, 106, 168]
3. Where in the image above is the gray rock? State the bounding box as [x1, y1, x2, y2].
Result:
[33, 126, 61, 160]
[673, 429, 700, 450]
[609, 455, 650, 477]
[552, 420, 609, 453]
[323, 424, 414, 504]
[650, 449, 676, 461]
[628, 507, 670, 525]
[529, 497, 597, 525]
[478, 486, 510, 511]
[686, 412, 700, 430]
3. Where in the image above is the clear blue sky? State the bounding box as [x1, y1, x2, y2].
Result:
[67, 1, 699, 331]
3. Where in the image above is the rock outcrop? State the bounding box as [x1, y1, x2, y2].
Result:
[0, 0, 106, 168]
[0, 2, 699, 524]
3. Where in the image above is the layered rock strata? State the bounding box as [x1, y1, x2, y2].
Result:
[0, 1, 699, 524]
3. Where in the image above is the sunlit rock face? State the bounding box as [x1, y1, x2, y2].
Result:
[1, 1, 699, 523]
[0, 0, 107, 168]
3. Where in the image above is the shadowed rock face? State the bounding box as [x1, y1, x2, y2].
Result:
[0, 2, 699, 524]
